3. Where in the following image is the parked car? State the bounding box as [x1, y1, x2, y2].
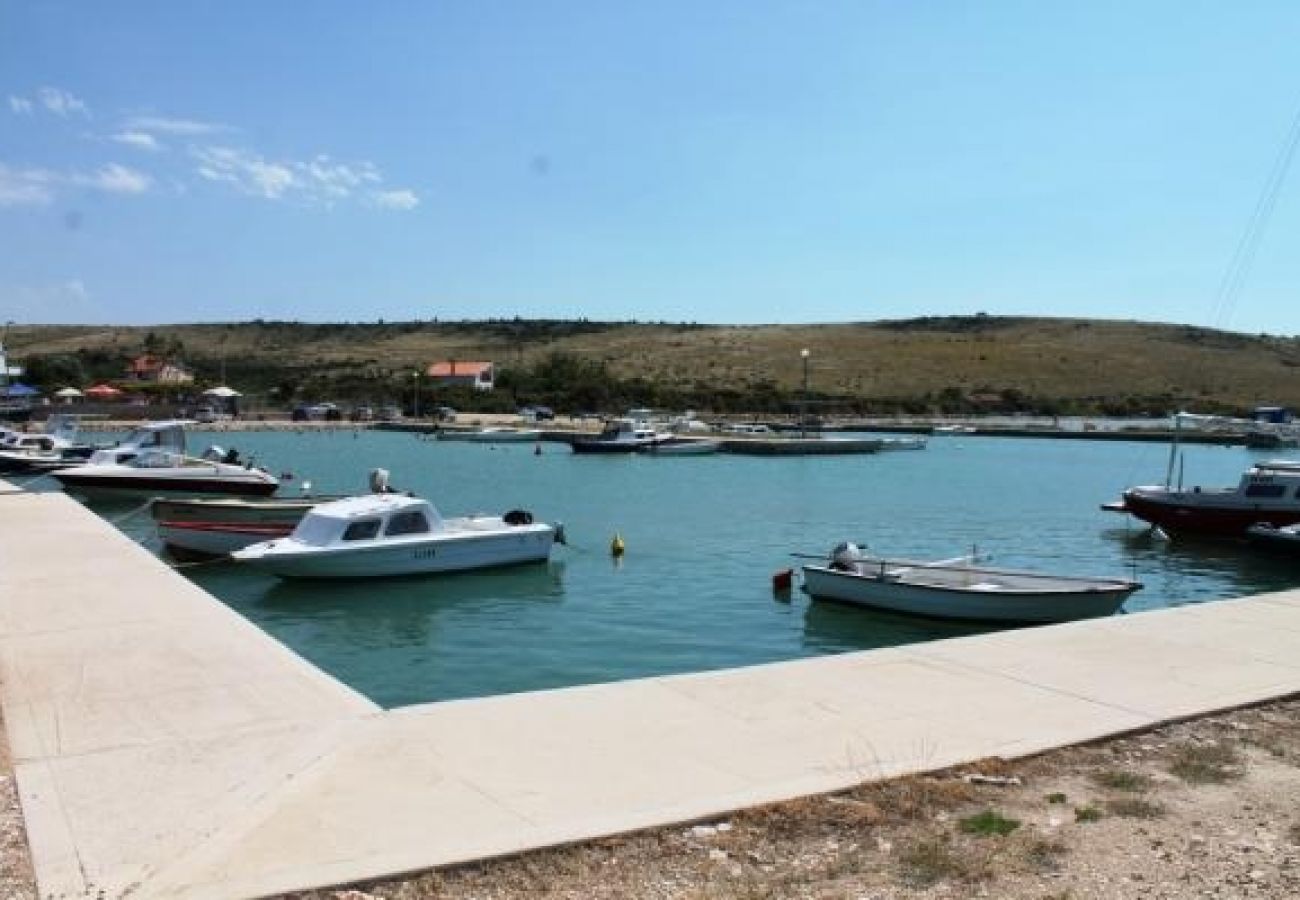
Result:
[194, 406, 218, 423]
[350, 405, 374, 422]
[433, 405, 457, 422]
[375, 405, 402, 421]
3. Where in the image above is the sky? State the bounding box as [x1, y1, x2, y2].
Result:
[2, 1, 1299, 333]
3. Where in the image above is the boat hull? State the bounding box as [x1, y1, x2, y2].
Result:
[1120, 489, 1300, 536]
[801, 564, 1137, 623]
[53, 471, 279, 499]
[1245, 524, 1300, 555]
[234, 525, 556, 578]
[158, 521, 296, 556]
[571, 440, 644, 454]
[643, 439, 720, 456]
[149, 496, 324, 525]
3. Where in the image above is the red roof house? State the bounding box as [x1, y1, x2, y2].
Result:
[426, 360, 494, 391]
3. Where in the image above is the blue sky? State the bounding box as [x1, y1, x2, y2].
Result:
[2, 1, 1299, 332]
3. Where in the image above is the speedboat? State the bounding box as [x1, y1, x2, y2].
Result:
[0, 415, 97, 474]
[50, 420, 279, 499]
[800, 542, 1140, 623]
[571, 417, 669, 454]
[231, 493, 562, 578]
[1110, 459, 1300, 536]
[467, 427, 542, 443]
[642, 436, 721, 456]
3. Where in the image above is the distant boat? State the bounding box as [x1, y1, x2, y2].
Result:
[876, 437, 928, 452]
[932, 424, 977, 435]
[467, 427, 542, 444]
[643, 436, 721, 456]
[1245, 522, 1300, 555]
[571, 417, 669, 454]
[800, 542, 1140, 624]
[231, 493, 562, 578]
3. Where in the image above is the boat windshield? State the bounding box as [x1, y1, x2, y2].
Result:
[122, 424, 186, 453]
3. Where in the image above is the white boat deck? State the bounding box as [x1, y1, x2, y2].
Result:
[4, 485, 1300, 899]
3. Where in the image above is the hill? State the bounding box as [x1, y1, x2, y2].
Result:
[6, 317, 1300, 416]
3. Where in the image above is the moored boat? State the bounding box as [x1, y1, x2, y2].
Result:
[151, 494, 331, 556]
[800, 543, 1140, 623]
[50, 420, 279, 499]
[1110, 459, 1300, 536]
[1245, 522, 1300, 555]
[231, 493, 562, 578]
[571, 417, 669, 454]
[642, 436, 720, 456]
[467, 427, 542, 443]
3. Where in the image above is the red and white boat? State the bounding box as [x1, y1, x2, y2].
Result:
[1109, 459, 1300, 536]
[151, 495, 326, 557]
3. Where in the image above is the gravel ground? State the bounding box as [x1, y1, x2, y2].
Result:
[3, 698, 1298, 899]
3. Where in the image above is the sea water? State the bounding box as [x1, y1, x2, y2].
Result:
[82, 428, 1300, 707]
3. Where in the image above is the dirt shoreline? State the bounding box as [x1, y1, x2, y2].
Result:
[3, 696, 1298, 899]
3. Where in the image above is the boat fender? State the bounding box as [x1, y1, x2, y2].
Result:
[504, 509, 534, 526]
[554, 522, 567, 545]
[772, 568, 794, 593]
[611, 532, 626, 557]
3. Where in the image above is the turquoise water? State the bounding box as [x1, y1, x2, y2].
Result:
[75, 430, 1300, 708]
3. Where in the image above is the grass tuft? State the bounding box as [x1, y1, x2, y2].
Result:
[1074, 805, 1103, 823]
[896, 837, 966, 888]
[1045, 792, 1068, 805]
[958, 809, 1021, 837]
[1091, 770, 1154, 793]
[1169, 743, 1243, 785]
[1104, 798, 1167, 819]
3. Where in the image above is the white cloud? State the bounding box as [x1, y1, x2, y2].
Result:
[37, 86, 88, 117]
[0, 164, 56, 206]
[191, 146, 408, 209]
[371, 189, 420, 211]
[74, 163, 151, 194]
[125, 115, 227, 136]
[0, 160, 150, 205]
[9, 96, 33, 114]
[110, 131, 162, 151]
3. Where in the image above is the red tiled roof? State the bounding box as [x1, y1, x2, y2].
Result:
[426, 361, 492, 377]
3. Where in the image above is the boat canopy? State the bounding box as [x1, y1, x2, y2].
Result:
[291, 495, 446, 547]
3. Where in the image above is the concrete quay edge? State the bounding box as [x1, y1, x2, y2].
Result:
[3, 482, 1300, 898]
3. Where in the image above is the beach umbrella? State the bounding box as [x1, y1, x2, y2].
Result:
[84, 383, 123, 398]
[3, 383, 40, 397]
[202, 385, 242, 398]
[55, 387, 83, 398]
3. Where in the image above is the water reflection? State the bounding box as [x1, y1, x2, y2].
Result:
[800, 595, 997, 655]
[1100, 525, 1300, 610]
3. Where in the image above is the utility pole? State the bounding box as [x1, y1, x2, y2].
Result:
[800, 348, 810, 439]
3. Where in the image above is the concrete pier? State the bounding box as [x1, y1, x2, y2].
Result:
[3, 484, 1300, 899]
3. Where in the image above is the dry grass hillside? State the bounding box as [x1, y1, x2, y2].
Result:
[7, 316, 1300, 411]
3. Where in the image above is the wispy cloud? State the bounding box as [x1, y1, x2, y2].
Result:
[191, 146, 416, 210]
[110, 131, 162, 152]
[37, 86, 88, 117]
[0, 161, 150, 205]
[73, 163, 151, 194]
[8, 96, 33, 115]
[125, 115, 228, 136]
[0, 163, 56, 206]
[372, 189, 420, 211]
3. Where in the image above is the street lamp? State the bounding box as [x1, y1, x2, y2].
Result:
[800, 348, 810, 439]
[411, 371, 420, 420]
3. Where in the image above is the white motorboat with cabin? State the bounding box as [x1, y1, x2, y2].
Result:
[642, 436, 721, 455]
[50, 420, 279, 499]
[571, 416, 669, 454]
[231, 493, 562, 578]
[800, 543, 1141, 623]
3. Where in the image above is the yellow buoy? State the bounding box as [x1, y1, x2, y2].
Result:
[610, 532, 626, 557]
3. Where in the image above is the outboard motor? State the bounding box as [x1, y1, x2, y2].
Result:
[369, 468, 393, 494]
[830, 541, 866, 571]
[200, 445, 225, 462]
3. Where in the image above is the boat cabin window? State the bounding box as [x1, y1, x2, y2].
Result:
[385, 510, 431, 536]
[1245, 484, 1287, 498]
[341, 519, 382, 541]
